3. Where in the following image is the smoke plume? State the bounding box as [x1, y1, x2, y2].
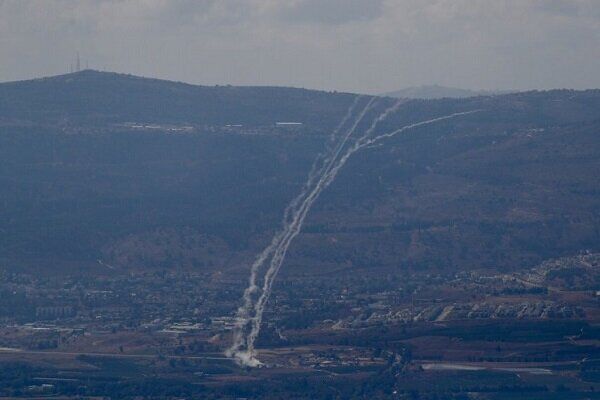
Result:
[227, 97, 480, 366]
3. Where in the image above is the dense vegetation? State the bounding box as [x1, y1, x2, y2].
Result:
[0, 72, 599, 277]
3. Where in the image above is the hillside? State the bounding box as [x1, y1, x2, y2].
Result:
[0, 72, 599, 277]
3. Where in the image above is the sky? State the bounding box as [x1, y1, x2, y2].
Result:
[1, 0, 599, 94]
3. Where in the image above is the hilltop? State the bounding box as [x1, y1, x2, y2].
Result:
[0, 70, 354, 128]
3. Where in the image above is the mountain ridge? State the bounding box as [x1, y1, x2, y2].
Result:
[382, 84, 511, 99]
[0, 70, 357, 128]
[0, 71, 599, 277]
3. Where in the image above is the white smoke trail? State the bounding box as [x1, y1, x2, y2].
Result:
[359, 110, 481, 147]
[286, 94, 364, 217]
[243, 100, 402, 352]
[231, 97, 377, 359]
[229, 100, 481, 366]
[327, 110, 484, 182]
[226, 95, 369, 362]
[229, 97, 386, 364]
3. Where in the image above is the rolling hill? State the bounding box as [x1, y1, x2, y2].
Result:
[0, 71, 599, 277]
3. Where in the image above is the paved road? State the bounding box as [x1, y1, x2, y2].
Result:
[0, 347, 232, 361]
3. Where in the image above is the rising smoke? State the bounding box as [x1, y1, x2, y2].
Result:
[227, 96, 481, 366]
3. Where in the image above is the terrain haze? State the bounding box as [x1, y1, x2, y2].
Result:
[1, 1, 600, 398]
[0, 65, 598, 399]
[1, 0, 599, 93]
[1, 70, 598, 278]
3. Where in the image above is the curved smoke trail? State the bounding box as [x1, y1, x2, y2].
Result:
[243, 99, 406, 351]
[228, 96, 387, 365]
[226, 95, 369, 363]
[228, 97, 481, 366]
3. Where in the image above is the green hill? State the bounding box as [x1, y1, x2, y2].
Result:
[0, 72, 599, 275]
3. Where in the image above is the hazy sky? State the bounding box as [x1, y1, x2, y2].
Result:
[1, 0, 599, 93]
